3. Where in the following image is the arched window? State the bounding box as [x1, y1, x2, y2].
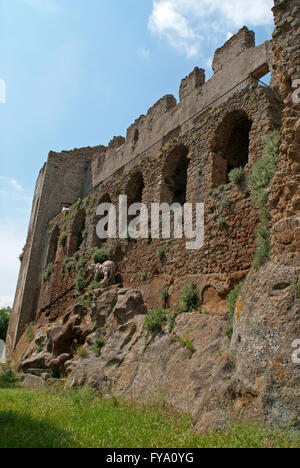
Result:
[68, 209, 86, 256]
[126, 171, 144, 206]
[125, 172, 145, 226]
[92, 194, 112, 248]
[212, 110, 253, 185]
[46, 225, 60, 265]
[161, 145, 190, 205]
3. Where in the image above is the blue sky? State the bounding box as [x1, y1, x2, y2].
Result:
[0, 0, 274, 307]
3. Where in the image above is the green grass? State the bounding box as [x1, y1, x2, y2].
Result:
[179, 283, 199, 313]
[0, 388, 299, 448]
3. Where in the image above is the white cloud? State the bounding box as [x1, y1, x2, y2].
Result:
[137, 47, 150, 60]
[148, 0, 273, 58]
[9, 179, 22, 191]
[0, 297, 14, 308]
[0, 176, 23, 193]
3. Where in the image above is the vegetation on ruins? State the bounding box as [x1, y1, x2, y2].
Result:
[26, 323, 35, 343]
[91, 247, 108, 265]
[178, 334, 195, 359]
[228, 167, 246, 186]
[156, 247, 165, 261]
[179, 283, 199, 313]
[143, 308, 168, 334]
[76, 346, 87, 358]
[75, 270, 85, 295]
[159, 287, 169, 306]
[93, 337, 105, 356]
[58, 232, 67, 248]
[43, 263, 54, 282]
[249, 130, 281, 269]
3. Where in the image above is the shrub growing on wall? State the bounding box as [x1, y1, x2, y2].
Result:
[249, 130, 281, 269]
[92, 247, 108, 265]
[228, 167, 246, 186]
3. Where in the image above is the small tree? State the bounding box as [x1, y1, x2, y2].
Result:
[0, 307, 11, 341]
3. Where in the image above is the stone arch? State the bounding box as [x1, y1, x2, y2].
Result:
[68, 208, 86, 256]
[46, 225, 60, 265]
[161, 144, 190, 205]
[92, 193, 112, 248]
[212, 110, 253, 185]
[125, 171, 145, 225]
[125, 171, 145, 206]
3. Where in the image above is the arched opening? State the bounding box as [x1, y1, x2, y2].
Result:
[125, 171, 145, 226]
[68, 209, 86, 256]
[161, 145, 189, 205]
[46, 225, 60, 265]
[126, 171, 144, 206]
[92, 194, 112, 248]
[212, 111, 253, 185]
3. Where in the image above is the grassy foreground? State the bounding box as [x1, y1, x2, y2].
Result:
[0, 387, 299, 448]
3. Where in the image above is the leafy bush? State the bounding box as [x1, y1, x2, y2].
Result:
[75, 270, 85, 295]
[143, 308, 168, 334]
[58, 232, 67, 248]
[0, 308, 10, 341]
[249, 130, 281, 208]
[76, 346, 87, 358]
[228, 167, 246, 186]
[179, 283, 198, 313]
[93, 337, 105, 356]
[92, 247, 108, 265]
[43, 263, 54, 282]
[249, 130, 281, 269]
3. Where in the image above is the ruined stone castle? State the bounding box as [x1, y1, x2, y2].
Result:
[7, 0, 300, 429]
